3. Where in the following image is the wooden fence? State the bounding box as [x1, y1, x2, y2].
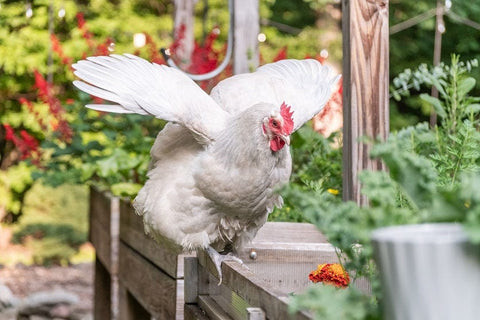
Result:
[90, 188, 371, 319]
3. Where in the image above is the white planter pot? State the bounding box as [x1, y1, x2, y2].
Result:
[372, 223, 480, 320]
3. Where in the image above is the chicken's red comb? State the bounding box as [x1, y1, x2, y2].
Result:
[280, 102, 294, 134]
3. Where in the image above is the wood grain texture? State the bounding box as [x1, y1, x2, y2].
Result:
[118, 242, 178, 319]
[239, 222, 336, 264]
[184, 257, 199, 304]
[247, 307, 266, 320]
[174, 0, 197, 65]
[198, 295, 234, 320]
[94, 258, 112, 320]
[233, 0, 259, 74]
[197, 250, 312, 320]
[119, 199, 193, 279]
[342, 0, 389, 205]
[118, 284, 150, 320]
[89, 187, 119, 274]
[184, 303, 211, 320]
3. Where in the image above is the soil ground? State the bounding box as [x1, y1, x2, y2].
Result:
[0, 263, 93, 319]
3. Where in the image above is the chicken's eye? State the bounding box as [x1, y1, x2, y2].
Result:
[272, 120, 279, 128]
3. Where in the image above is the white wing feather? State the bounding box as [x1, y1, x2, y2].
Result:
[73, 54, 229, 142]
[210, 59, 340, 131]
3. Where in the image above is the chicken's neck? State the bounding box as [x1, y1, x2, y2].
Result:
[211, 103, 289, 169]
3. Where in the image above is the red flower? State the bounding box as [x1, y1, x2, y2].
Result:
[309, 263, 350, 288]
[50, 34, 73, 67]
[76, 12, 95, 49]
[3, 124, 15, 140]
[273, 47, 288, 62]
[145, 33, 165, 65]
[33, 70, 73, 141]
[76, 12, 86, 29]
[3, 124, 40, 162]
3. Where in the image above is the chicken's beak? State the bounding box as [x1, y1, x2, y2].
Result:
[280, 134, 290, 146]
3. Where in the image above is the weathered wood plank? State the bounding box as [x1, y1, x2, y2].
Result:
[176, 279, 185, 320]
[233, 0, 259, 74]
[247, 307, 266, 320]
[174, 0, 197, 66]
[199, 295, 234, 320]
[252, 222, 328, 244]
[118, 284, 150, 320]
[197, 250, 312, 320]
[342, 0, 389, 204]
[89, 187, 119, 274]
[89, 187, 114, 230]
[184, 303, 210, 320]
[239, 222, 335, 265]
[93, 258, 112, 320]
[184, 257, 199, 304]
[207, 273, 250, 320]
[118, 242, 177, 319]
[119, 199, 192, 278]
[89, 221, 111, 270]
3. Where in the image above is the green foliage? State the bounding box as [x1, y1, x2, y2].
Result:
[0, 162, 33, 217]
[269, 126, 342, 222]
[389, 0, 480, 129]
[0, 0, 175, 216]
[289, 57, 480, 319]
[6, 183, 89, 266]
[290, 285, 373, 320]
[37, 100, 162, 197]
[392, 55, 480, 186]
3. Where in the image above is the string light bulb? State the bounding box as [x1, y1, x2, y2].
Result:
[133, 33, 146, 48]
[25, 2, 33, 18]
[58, 7, 66, 18]
[445, 0, 452, 11]
[320, 49, 329, 59]
[438, 23, 446, 34]
[257, 33, 266, 42]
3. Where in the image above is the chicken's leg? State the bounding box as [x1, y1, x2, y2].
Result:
[206, 246, 244, 285]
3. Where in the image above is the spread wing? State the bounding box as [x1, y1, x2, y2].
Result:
[72, 54, 229, 143]
[210, 59, 340, 132]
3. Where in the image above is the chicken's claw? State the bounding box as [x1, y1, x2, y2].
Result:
[206, 246, 245, 285]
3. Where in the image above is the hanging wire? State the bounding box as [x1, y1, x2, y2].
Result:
[161, 0, 233, 81]
[390, 2, 480, 35]
[390, 8, 437, 35]
[447, 11, 480, 31]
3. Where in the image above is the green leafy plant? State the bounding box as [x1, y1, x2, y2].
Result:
[269, 126, 342, 222]
[289, 56, 480, 319]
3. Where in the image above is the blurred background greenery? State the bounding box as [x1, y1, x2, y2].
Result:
[1, 0, 479, 266]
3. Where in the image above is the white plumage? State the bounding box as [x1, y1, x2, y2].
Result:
[73, 54, 339, 254]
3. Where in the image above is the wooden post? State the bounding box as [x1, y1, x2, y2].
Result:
[89, 188, 119, 319]
[94, 258, 112, 320]
[233, 0, 259, 74]
[174, 0, 197, 67]
[342, 0, 390, 205]
[119, 284, 151, 320]
[430, 0, 445, 127]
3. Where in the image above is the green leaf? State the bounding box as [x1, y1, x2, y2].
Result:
[420, 93, 446, 119]
[465, 104, 480, 114]
[457, 77, 476, 98]
[110, 182, 142, 198]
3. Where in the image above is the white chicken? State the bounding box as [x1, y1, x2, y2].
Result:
[73, 54, 339, 281]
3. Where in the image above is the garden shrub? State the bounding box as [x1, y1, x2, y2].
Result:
[289, 56, 480, 319]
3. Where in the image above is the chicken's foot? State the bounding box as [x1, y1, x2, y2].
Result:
[206, 246, 244, 285]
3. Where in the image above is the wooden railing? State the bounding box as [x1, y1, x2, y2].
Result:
[89, 188, 371, 320]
